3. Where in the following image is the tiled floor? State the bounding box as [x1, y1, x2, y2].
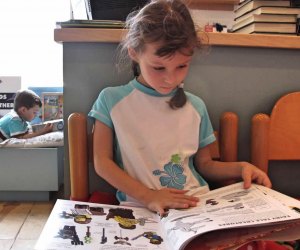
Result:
[0, 201, 54, 250]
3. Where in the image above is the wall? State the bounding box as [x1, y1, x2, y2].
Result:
[190, 9, 235, 29]
[63, 42, 300, 198]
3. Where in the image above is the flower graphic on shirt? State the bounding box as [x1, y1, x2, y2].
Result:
[153, 154, 187, 189]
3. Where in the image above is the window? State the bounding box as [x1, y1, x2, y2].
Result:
[0, 0, 69, 88]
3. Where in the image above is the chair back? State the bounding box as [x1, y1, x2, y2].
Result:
[251, 92, 300, 173]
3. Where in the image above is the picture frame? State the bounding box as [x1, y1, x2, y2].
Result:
[42, 92, 63, 121]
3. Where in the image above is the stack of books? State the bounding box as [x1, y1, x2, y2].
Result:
[232, 0, 300, 35]
[56, 19, 125, 29]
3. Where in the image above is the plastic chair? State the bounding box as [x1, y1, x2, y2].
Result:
[251, 91, 300, 175]
[68, 111, 238, 204]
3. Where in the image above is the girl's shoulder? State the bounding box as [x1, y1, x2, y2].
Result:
[99, 82, 134, 99]
[184, 91, 210, 117]
[94, 82, 135, 110]
[185, 91, 206, 107]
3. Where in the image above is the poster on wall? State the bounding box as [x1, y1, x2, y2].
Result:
[42, 92, 63, 121]
[28, 86, 63, 124]
[0, 76, 21, 118]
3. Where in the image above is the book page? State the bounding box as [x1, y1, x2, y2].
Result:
[35, 183, 300, 250]
[186, 220, 300, 250]
[160, 182, 300, 250]
[35, 199, 166, 250]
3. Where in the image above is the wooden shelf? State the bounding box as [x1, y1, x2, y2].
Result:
[54, 28, 300, 50]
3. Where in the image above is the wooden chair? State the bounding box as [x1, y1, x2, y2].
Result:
[246, 92, 300, 250]
[68, 111, 238, 203]
[251, 91, 300, 174]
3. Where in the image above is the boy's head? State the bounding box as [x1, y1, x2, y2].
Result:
[14, 89, 42, 121]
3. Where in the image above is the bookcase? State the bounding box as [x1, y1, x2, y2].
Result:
[54, 28, 300, 49]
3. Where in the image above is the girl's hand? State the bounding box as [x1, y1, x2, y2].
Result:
[241, 162, 272, 189]
[143, 188, 199, 216]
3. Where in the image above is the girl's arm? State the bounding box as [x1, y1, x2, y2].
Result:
[93, 120, 198, 215]
[194, 145, 272, 189]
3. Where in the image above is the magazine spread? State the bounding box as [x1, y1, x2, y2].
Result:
[35, 182, 300, 250]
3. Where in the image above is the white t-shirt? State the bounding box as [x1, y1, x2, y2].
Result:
[89, 78, 216, 204]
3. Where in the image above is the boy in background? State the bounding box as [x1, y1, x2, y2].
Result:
[0, 89, 53, 142]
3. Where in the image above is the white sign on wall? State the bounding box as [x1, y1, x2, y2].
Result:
[0, 76, 21, 118]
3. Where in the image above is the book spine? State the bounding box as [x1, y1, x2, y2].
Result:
[297, 15, 300, 35]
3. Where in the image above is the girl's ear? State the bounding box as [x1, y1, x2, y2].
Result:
[128, 47, 138, 62]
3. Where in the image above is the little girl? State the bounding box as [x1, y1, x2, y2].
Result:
[88, 0, 271, 215]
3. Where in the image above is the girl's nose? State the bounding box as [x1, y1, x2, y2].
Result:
[164, 73, 175, 85]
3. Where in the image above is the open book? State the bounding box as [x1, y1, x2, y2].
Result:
[35, 182, 300, 250]
[31, 119, 64, 133]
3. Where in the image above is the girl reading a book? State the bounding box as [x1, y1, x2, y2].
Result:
[88, 0, 271, 216]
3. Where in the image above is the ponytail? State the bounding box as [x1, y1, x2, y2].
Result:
[132, 61, 139, 77]
[169, 87, 187, 109]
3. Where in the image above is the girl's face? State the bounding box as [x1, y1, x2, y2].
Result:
[129, 43, 193, 95]
[19, 105, 40, 122]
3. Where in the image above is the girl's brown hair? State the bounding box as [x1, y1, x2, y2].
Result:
[118, 0, 201, 109]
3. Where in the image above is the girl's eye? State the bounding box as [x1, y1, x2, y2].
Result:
[178, 64, 187, 69]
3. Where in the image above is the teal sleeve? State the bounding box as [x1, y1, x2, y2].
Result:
[187, 93, 216, 148]
[88, 88, 114, 128]
[88, 83, 135, 128]
[198, 102, 216, 148]
[9, 119, 28, 137]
